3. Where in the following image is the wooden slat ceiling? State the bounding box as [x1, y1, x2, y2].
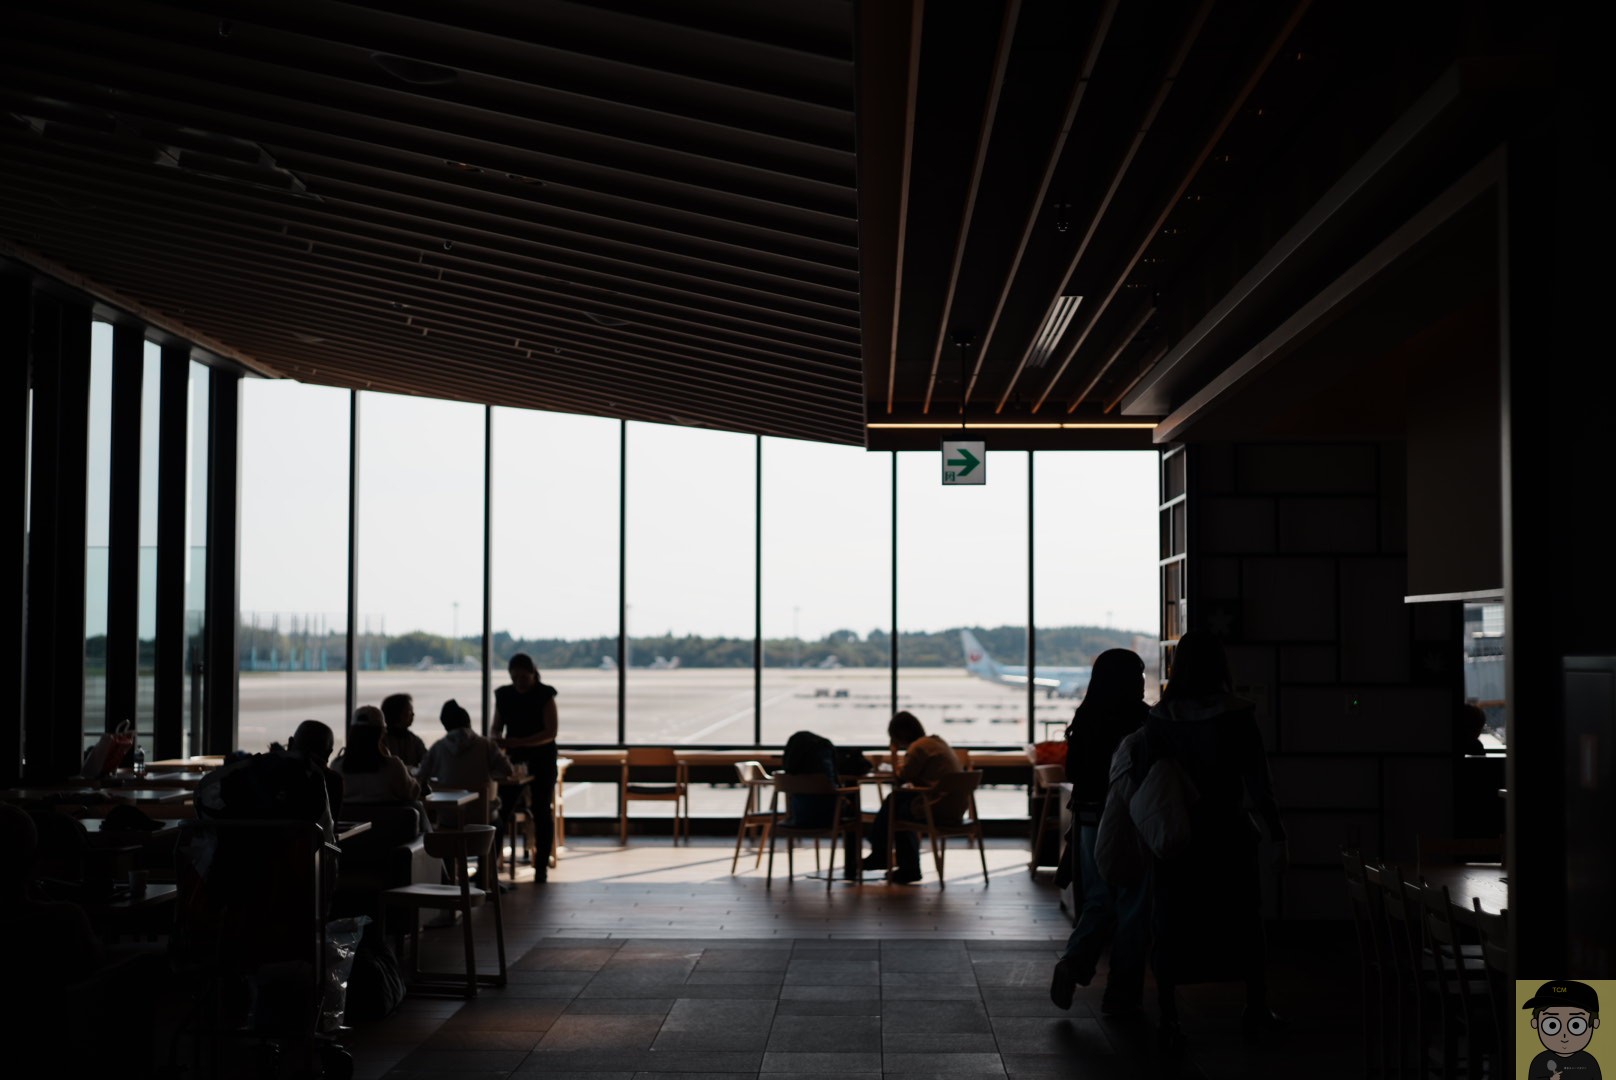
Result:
[0, 0, 865, 443]
[2, 0, 1484, 447]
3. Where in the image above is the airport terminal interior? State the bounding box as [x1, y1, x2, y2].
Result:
[2, 2, 1608, 1078]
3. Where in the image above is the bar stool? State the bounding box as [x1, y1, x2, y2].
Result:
[385, 825, 507, 997]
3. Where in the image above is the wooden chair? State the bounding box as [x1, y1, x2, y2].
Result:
[551, 756, 570, 867]
[1367, 863, 1428, 1077]
[1416, 835, 1502, 874]
[619, 748, 688, 844]
[1417, 882, 1491, 1079]
[765, 773, 858, 891]
[384, 824, 507, 998]
[1470, 899, 1510, 1080]
[730, 760, 773, 873]
[1341, 849, 1389, 1078]
[1029, 763, 1065, 873]
[890, 770, 989, 887]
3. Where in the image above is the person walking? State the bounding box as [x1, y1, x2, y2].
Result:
[492, 653, 560, 883]
[1049, 649, 1151, 1018]
[1145, 630, 1287, 1051]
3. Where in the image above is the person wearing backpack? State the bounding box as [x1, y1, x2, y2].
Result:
[1049, 649, 1151, 1018]
[1145, 630, 1287, 1053]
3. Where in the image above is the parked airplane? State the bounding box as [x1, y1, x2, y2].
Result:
[598, 655, 682, 671]
[960, 629, 1091, 699]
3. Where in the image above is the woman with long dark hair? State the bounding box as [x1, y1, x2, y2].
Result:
[1049, 648, 1151, 1017]
[1146, 630, 1286, 1050]
[492, 653, 559, 883]
[332, 714, 423, 835]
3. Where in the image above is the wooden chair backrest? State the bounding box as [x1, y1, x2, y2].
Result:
[1033, 764, 1065, 790]
[627, 747, 678, 767]
[734, 760, 769, 784]
[773, 772, 837, 796]
[935, 770, 983, 797]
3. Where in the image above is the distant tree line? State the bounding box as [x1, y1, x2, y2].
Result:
[223, 622, 1151, 672]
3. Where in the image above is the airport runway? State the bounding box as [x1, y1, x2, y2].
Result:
[238, 666, 1090, 752]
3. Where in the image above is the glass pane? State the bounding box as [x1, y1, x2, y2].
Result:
[760, 438, 889, 747]
[136, 344, 160, 743]
[1033, 451, 1162, 742]
[355, 391, 485, 734]
[84, 322, 113, 747]
[182, 362, 210, 756]
[1462, 601, 1506, 750]
[491, 408, 620, 749]
[240, 381, 351, 752]
[896, 449, 1028, 747]
[624, 422, 755, 745]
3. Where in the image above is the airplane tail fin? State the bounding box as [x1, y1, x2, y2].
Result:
[960, 630, 999, 677]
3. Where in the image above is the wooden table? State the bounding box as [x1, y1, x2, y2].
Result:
[107, 787, 193, 805]
[147, 756, 223, 771]
[1407, 863, 1508, 916]
[425, 788, 481, 828]
[106, 770, 210, 789]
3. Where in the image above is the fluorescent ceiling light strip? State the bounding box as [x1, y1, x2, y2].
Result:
[866, 421, 1154, 430]
[1026, 295, 1083, 369]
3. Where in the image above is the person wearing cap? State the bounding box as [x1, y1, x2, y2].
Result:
[1524, 980, 1603, 1078]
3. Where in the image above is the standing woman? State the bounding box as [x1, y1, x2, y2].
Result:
[1049, 648, 1151, 1017]
[492, 653, 559, 883]
[1147, 630, 1287, 1051]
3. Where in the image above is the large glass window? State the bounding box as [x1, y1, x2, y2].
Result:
[355, 392, 485, 731]
[896, 449, 1029, 747]
[624, 422, 755, 744]
[182, 362, 210, 756]
[83, 322, 113, 749]
[491, 408, 620, 745]
[760, 438, 890, 746]
[239, 381, 351, 750]
[135, 344, 160, 741]
[1033, 451, 1162, 740]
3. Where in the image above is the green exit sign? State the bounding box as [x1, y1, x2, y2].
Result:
[941, 440, 985, 485]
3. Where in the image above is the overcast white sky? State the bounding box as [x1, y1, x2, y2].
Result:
[219, 381, 1161, 641]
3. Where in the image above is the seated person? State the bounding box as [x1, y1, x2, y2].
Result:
[0, 803, 103, 1000]
[353, 703, 385, 728]
[286, 719, 344, 822]
[861, 711, 964, 884]
[380, 693, 428, 770]
[334, 718, 424, 836]
[420, 699, 514, 823]
[780, 729, 839, 827]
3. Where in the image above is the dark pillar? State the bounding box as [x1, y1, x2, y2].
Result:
[202, 369, 241, 755]
[345, 391, 360, 726]
[104, 325, 144, 735]
[3, 275, 33, 784]
[153, 343, 189, 761]
[23, 295, 92, 780]
[482, 405, 493, 736]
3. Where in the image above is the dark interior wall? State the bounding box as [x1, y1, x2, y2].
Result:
[1180, 441, 1464, 919]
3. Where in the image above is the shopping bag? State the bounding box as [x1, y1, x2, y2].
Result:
[82, 720, 135, 779]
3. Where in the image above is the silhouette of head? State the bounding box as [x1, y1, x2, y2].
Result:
[440, 699, 473, 731]
[508, 653, 540, 692]
[290, 720, 335, 765]
[1162, 630, 1233, 701]
[381, 693, 415, 731]
[1078, 649, 1147, 714]
[888, 710, 925, 749]
[352, 704, 384, 728]
[343, 716, 387, 773]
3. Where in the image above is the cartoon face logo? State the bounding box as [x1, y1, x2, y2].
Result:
[1536, 1006, 1598, 1055]
[1523, 980, 1602, 1075]
[968, 651, 983, 663]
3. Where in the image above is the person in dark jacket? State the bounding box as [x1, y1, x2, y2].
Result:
[491, 653, 559, 883]
[1049, 648, 1151, 1017]
[1145, 630, 1287, 1052]
[379, 694, 428, 770]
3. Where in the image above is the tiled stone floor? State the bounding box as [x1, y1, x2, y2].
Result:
[346, 838, 1364, 1080]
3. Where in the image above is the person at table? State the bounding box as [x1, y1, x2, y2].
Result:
[421, 698, 514, 823]
[333, 718, 424, 836]
[1049, 648, 1152, 1018]
[860, 711, 964, 884]
[380, 693, 429, 770]
[1144, 630, 1287, 1052]
[285, 719, 343, 822]
[492, 652, 559, 883]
